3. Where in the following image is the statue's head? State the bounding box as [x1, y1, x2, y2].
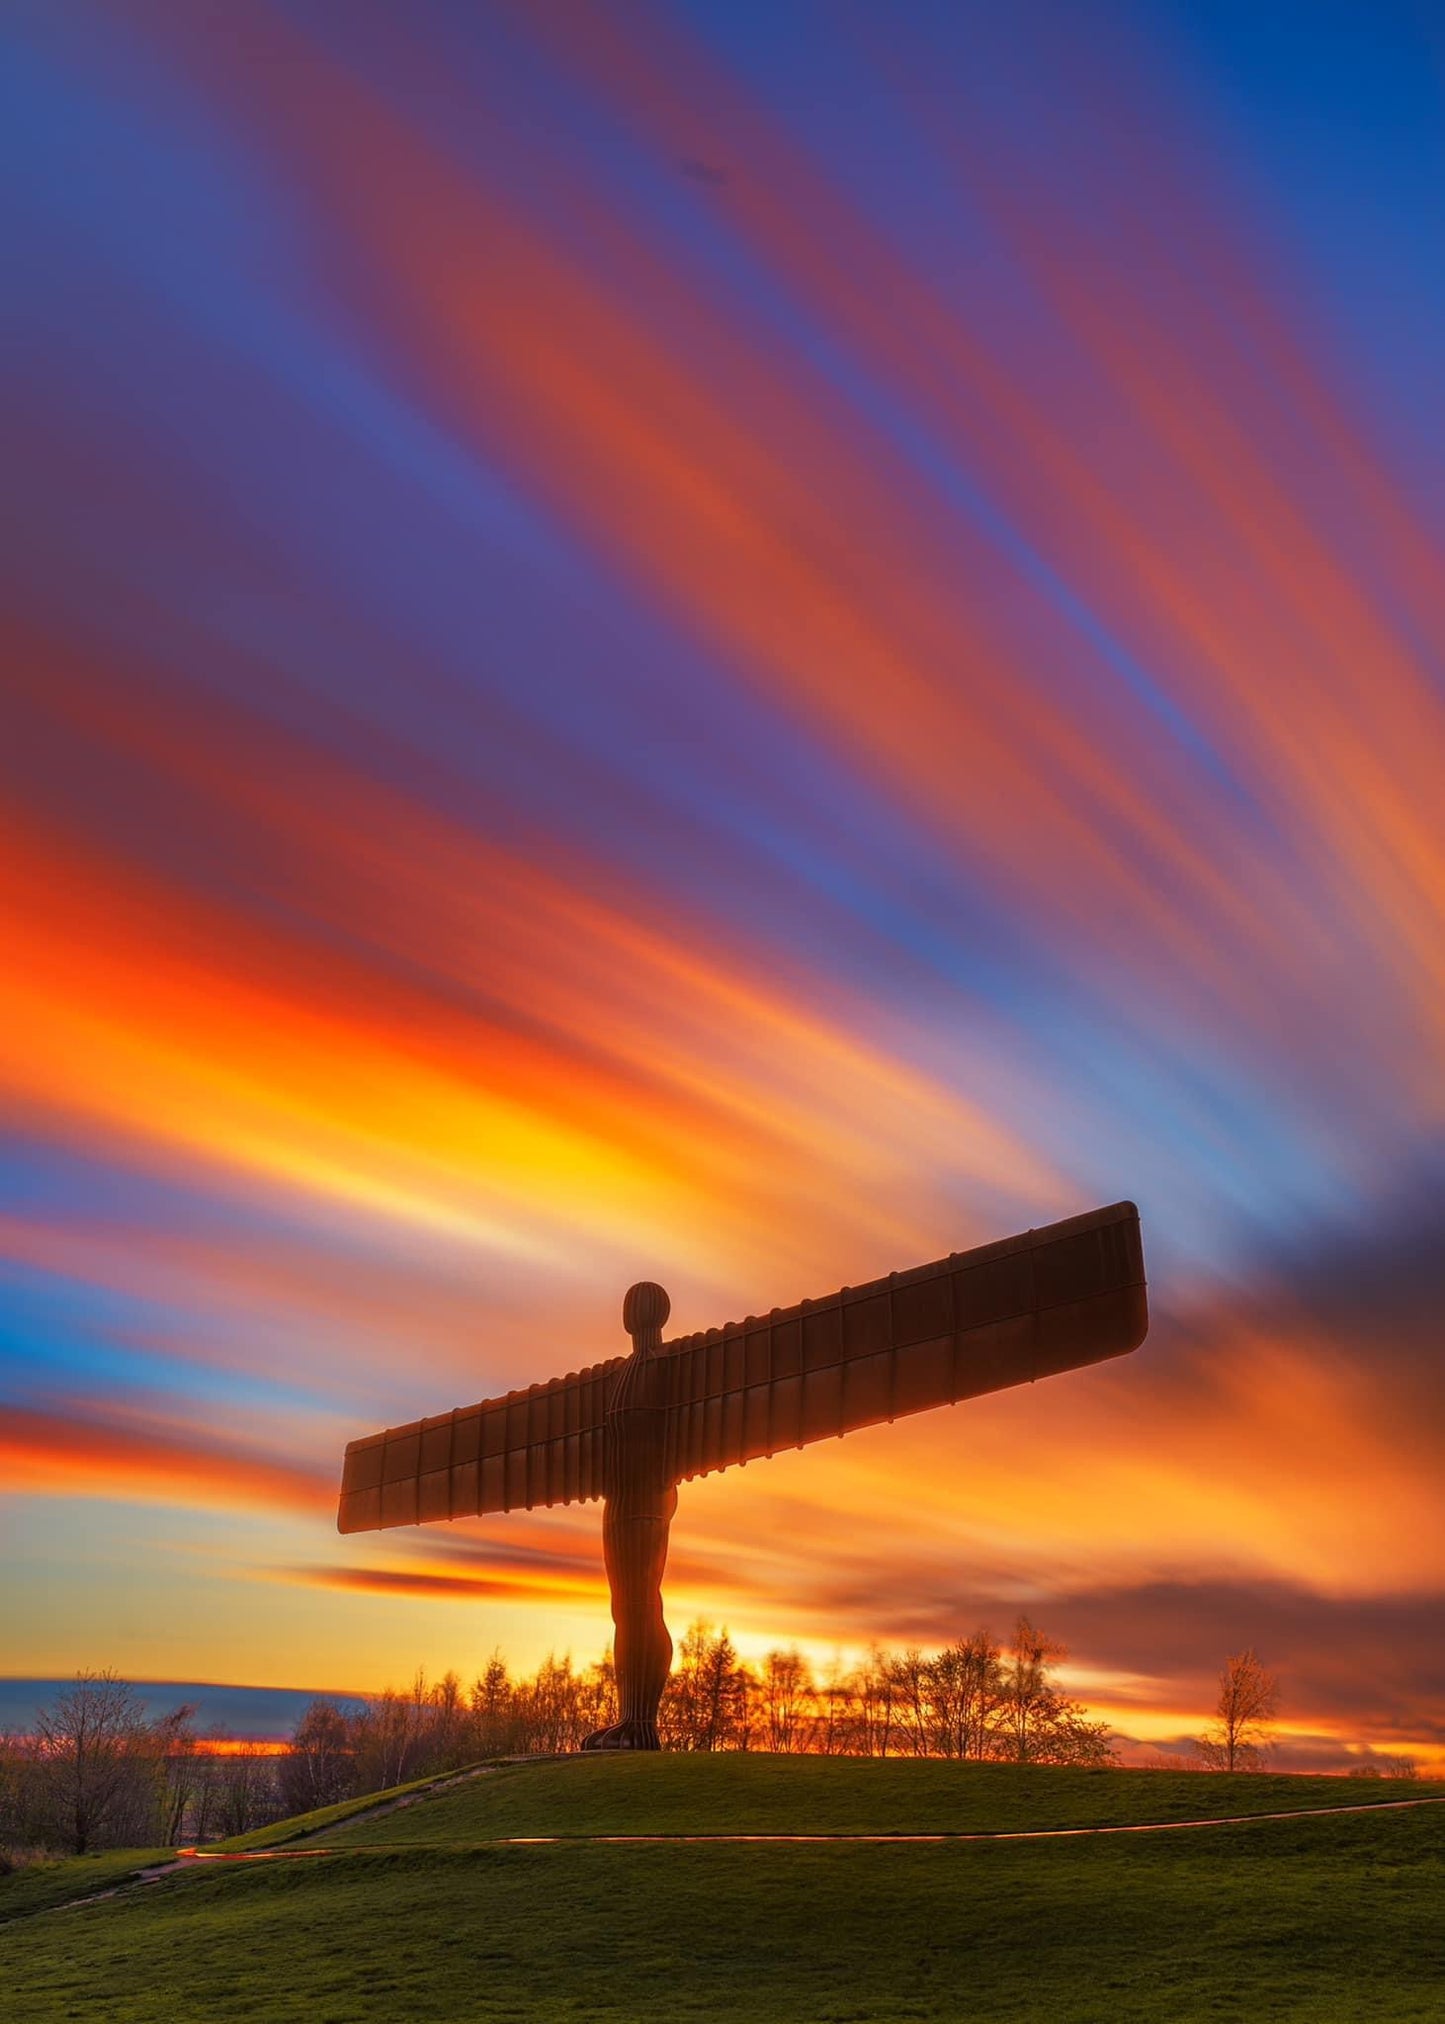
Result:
[622, 1280, 671, 1346]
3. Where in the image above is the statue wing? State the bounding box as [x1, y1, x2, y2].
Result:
[337, 1202, 1147, 1528]
[662, 1201, 1147, 1484]
[337, 1354, 624, 1532]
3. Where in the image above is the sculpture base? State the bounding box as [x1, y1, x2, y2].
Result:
[581, 1719, 660, 1752]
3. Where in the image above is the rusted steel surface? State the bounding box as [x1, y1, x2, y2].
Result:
[338, 1202, 1146, 1534]
[336, 1356, 620, 1533]
[338, 1203, 1146, 1751]
[587, 1280, 676, 1749]
[664, 1200, 1146, 1481]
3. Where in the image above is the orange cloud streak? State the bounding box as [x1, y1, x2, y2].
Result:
[291, 1562, 603, 1607]
[3, 1404, 331, 1519]
[163, 0, 1442, 1111]
[1, 646, 1062, 1319]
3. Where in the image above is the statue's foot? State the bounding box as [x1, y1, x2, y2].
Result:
[581, 1719, 660, 1752]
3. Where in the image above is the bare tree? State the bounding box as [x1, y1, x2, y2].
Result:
[32, 1671, 153, 1854]
[0, 1730, 30, 1855]
[886, 1650, 933, 1758]
[1347, 1754, 1417, 1781]
[1197, 1649, 1279, 1771]
[579, 1651, 617, 1744]
[197, 1741, 283, 1840]
[852, 1647, 897, 1758]
[812, 1657, 857, 1756]
[280, 1699, 354, 1813]
[148, 1704, 200, 1845]
[993, 1618, 1063, 1764]
[991, 1618, 1116, 1767]
[760, 1650, 815, 1753]
[426, 1672, 468, 1768]
[516, 1655, 593, 1754]
[928, 1632, 1002, 1760]
[352, 1676, 433, 1790]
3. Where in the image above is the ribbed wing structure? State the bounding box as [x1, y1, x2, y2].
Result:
[337, 1354, 623, 1533]
[337, 1202, 1146, 1533]
[661, 1201, 1146, 1483]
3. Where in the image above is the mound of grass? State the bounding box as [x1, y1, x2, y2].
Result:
[317, 1751, 1440, 1846]
[215, 1762, 495, 1851]
[3, 1803, 1443, 2022]
[0, 1849, 174, 1924]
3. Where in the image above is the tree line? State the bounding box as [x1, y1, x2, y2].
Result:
[0, 1615, 1108, 1855]
[0, 1672, 283, 1858]
[283, 1614, 1115, 1813]
[6, 1632, 1410, 1862]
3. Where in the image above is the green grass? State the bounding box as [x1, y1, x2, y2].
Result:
[3, 1760, 1441, 2022]
[215, 1761, 494, 1851]
[315, 1752, 1433, 1844]
[0, 1848, 173, 1924]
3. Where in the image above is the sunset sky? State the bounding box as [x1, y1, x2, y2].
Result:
[3, 1, 1442, 1770]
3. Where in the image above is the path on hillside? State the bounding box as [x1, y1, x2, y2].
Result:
[13, 1790, 1442, 1927]
[175, 1792, 1445, 1858]
[2, 1763, 510, 1924]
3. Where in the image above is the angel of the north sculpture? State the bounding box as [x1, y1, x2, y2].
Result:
[339, 1200, 1147, 1750]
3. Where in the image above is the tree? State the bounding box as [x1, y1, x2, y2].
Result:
[280, 1699, 354, 1814]
[991, 1618, 1116, 1767]
[352, 1675, 433, 1791]
[32, 1671, 154, 1854]
[516, 1655, 593, 1754]
[579, 1652, 617, 1745]
[197, 1740, 283, 1840]
[0, 1730, 31, 1854]
[1348, 1754, 1417, 1781]
[759, 1649, 815, 1753]
[147, 1704, 201, 1845]
[662, 1624, 752, 1751]
[811, 1656, 856, 1756]
[852, 1647, 897, 1758]
[927, 1631, 1002, 1760]
[471, 1654, 517, 1755]
[886, 1650, 934, 1759]
[426, 1671, 469, 1770]
[1197, 1649, 1279, 1771]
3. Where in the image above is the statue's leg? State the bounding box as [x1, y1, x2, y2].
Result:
[584, 1489, 676, 1750]
[611, 1514, 672, 1747]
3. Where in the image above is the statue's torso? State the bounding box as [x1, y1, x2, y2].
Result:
[603, 1351, 673, 1513]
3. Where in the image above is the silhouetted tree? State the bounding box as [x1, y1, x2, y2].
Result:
[1347, 1754, 1417, 1781]
[989, 1619, 1115, 1767]
[280, 1699, 355, 1813]
[928, 1631, 1003, 1760]
[32, 1671, 155, 1854]
[147, 1704, 201, 1844]
[425, 1671, 468, 1769]
[812, 1656, 857, 1756]
[581, 1651, 618, 1742]
[662, 1624, 752, 1750]
[517, 1655, 595, 1753]
[198, 1742, 284, 1839]
[471, 1654, 517, 1755]
[852, 1646, 898, 1758]
[1197, 1649, 1279, 1772]
[0, 1730, 31, 1854]
[886, 1650, 933, 1758]
[760, 1649, 815, 1753]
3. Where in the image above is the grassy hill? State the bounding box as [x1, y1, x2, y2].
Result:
[308, 1751, 1428, 1842]
[4, 1757, 1442, 2022]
